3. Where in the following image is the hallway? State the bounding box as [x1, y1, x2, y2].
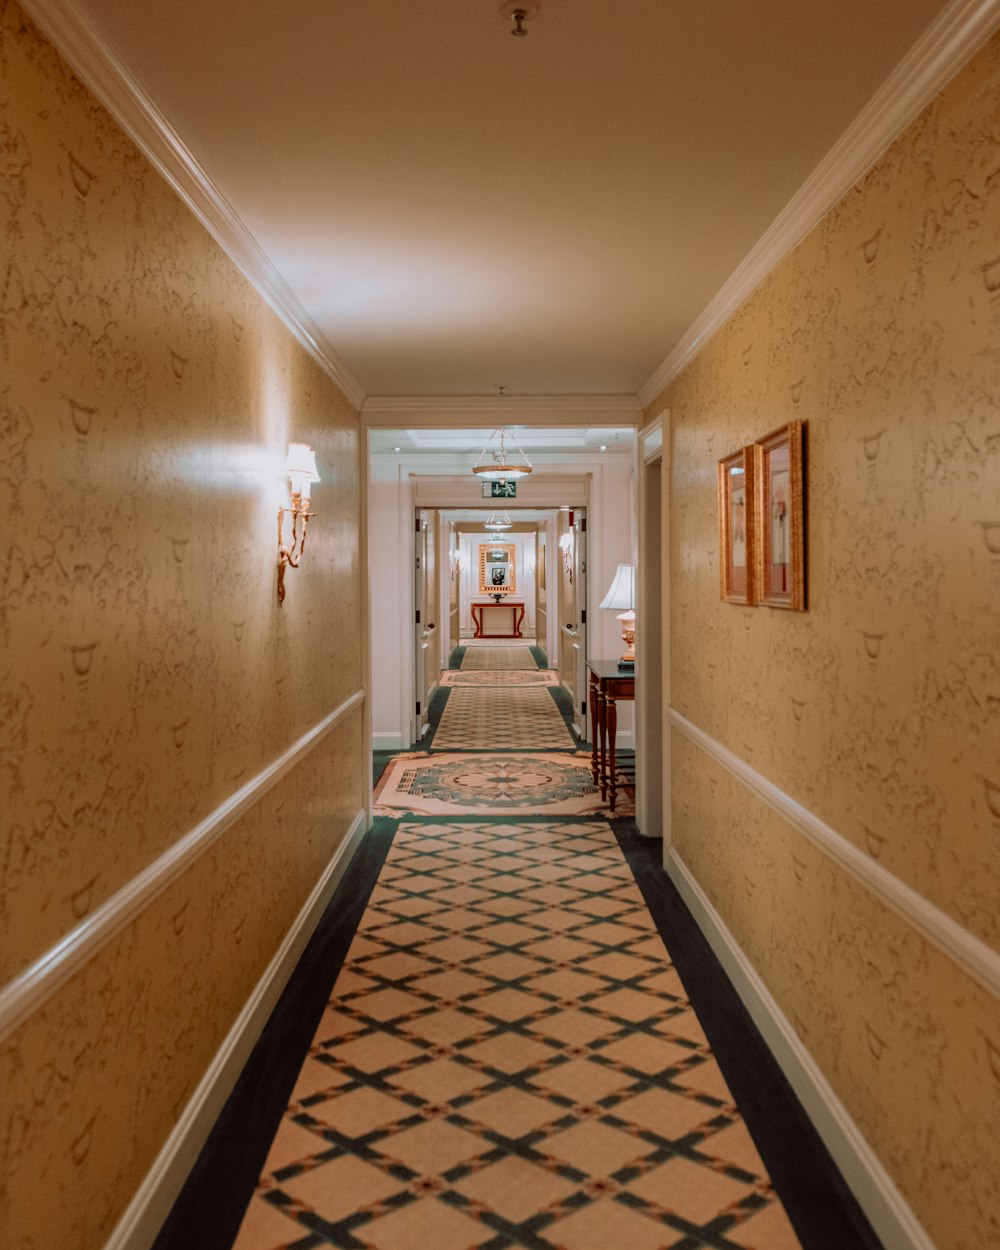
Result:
[153, 643, 879, 1250]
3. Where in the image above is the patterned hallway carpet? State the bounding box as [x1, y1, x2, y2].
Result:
[154, 665, 882, 1250]
[229, 819, 804, 1250]
[432, 687, 576, 751]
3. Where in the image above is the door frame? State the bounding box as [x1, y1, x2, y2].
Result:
[636, 413, 670, 841]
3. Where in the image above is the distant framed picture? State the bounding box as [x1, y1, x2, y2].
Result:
[754, 420, 805, 610]
[718, 448, 755, 605]
[479, 542, 516, 594]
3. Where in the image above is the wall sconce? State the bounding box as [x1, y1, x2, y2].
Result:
[277, 442, 320, 603]
[558, 532, 573, 579]
[451, 549, 464, 579]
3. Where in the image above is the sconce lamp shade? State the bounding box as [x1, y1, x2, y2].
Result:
[284, 442, 320, 496]
[599, 563, 635, 611]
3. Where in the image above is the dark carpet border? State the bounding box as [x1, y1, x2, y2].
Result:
[151, 817, 401, 1250]
[611, 820, 885, 1250]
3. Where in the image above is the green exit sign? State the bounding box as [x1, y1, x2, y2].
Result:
[482, 480, 517, 498]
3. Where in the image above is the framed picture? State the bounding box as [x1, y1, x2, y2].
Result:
[754, 420, 805, 610]
[718, 448, 755, 604]
[479, 542, 516, 594]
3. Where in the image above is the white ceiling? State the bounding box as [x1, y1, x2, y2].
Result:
[60, 0, 949, 398]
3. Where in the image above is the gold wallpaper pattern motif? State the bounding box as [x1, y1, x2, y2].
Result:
[1, 2, 364, 1246]
[656, 33, 1000, 1250]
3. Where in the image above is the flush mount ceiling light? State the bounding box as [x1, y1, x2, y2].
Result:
[499, 0, 540, 37]
[471, 428, 533, 482]
[484, 510, 513, 530]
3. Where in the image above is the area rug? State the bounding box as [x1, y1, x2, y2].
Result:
[229, 817, 802, 1250]
[373, 752, 634, 817]
[440, 670, 559, 688]
[433, 687, 575, 750]
[460, 646, 539, 672]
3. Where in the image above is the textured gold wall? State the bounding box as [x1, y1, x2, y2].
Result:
[651, 33, 1000, 1250]
[1, 2, 364, 1245]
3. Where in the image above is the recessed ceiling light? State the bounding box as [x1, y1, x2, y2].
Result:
[393, 446, 401, 452]
[600, 444, 608, 451]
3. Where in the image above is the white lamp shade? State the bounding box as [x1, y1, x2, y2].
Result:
[284, 442, 320, 484]
[599, 563, 635, 611]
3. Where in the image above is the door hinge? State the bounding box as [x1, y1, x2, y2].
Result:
[581, 517, 587, 532]
[415, 517, 421, 532]
[581, 609, 587, 625]
[416, 701, 421, 715]
[581, 700, 587, 715]
[415, 609, 421, 624]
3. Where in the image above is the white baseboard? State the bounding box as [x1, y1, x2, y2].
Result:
[666, 848, 937, 1250]
[372, 731, 405, 750]
[104, 809, 367, 1250]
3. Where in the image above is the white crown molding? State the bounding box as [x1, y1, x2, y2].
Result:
[362, 395, 643, 426]
[667, 849, 937, 1250]
[639, 0, 1000, 407]
[0, 690, 367, 1044]
[18, 0, 367, 412]
[103, 809, 367, 1250]
[667, 707, 1000, 1001]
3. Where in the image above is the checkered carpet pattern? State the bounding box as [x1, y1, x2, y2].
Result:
[460, 645, 540, 671]
[433, 687, 576, 750]
[232, 819, 802, 1250]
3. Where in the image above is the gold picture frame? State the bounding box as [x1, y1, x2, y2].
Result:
[718, 448, 755, 604]
[479, 542, 516, 595]
[754, 420, 805, 611]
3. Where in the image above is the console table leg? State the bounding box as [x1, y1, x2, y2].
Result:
[589, 672, 600, 786]
[607, 695, 618, 813]
[597, 691, 608, 800]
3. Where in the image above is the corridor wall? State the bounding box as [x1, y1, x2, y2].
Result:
[648, 31, 1000, 1250]
[0, 4, 365, 1247]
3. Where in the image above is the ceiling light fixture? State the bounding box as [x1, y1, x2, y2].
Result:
[472, 428, 533, 482]
[500, 0, 539, 37]
[484, 510, 513, 530]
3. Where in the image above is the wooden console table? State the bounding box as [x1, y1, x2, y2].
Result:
[587, 661, 635, 813]
[471, 599, 525, 639]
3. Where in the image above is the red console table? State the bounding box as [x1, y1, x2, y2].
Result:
[471, 600, 525, 639]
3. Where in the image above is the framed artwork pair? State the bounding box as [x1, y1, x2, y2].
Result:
[718, 419, 804, 610]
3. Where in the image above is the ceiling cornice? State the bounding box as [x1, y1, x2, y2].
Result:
[362, 395, 643, 427]
[638, 0, 1000, 408]
[20, 0, 368, 412]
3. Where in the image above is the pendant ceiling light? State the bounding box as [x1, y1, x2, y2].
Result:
[471, 428, 533, 482]
[484, 510, 513, 530]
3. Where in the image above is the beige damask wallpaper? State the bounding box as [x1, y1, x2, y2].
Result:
[1, 1, 364, 1245]
[651, 32, 1000, 1250]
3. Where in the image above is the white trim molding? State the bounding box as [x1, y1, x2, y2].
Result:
[362, 395, 643, 425]
[639, 0, 1000, 406]
[667, 849, 937, 1250]
[102, 808, 367, 1250]
[668, 708, 1000, 1002]
[18, 0, 366, 411]
[0, 690, 367, 1044]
